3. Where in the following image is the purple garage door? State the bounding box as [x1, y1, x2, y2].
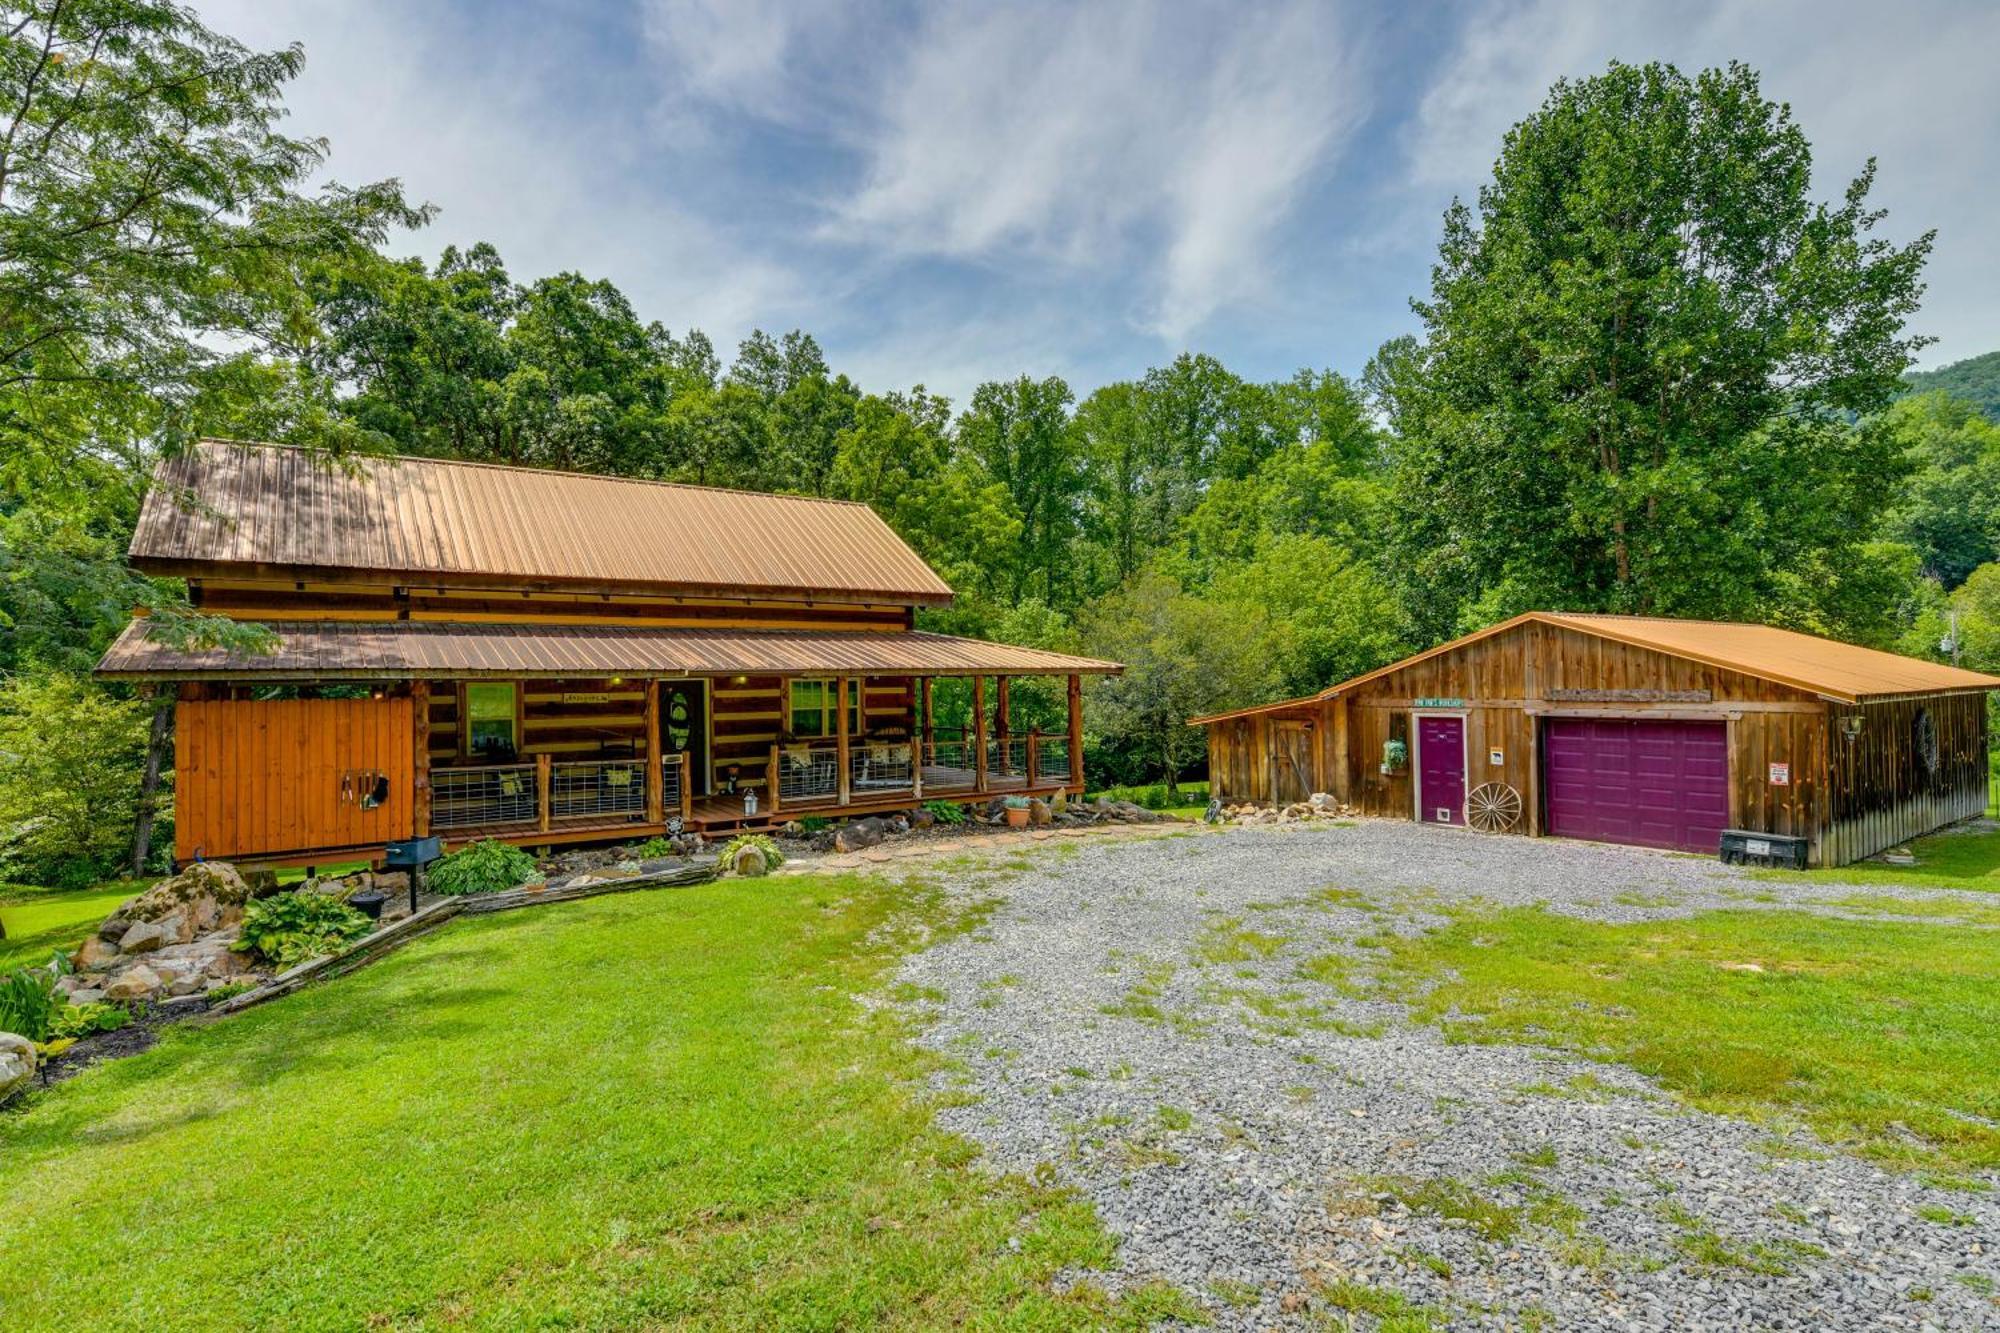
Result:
[1416, 715, 1466, 825]
[1544, 719, 1728, 853]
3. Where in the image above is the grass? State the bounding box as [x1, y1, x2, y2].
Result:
[1759, 826, 2000, 892]
[0, 881, 143, 972]
[0, 873, 1190, 1331]
[1355, 905, 2000, 1171]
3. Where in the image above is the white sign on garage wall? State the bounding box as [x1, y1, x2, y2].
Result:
[1768, 762, 1790, 786]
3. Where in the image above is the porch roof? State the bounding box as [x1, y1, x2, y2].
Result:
[94, 619, 1120, 681]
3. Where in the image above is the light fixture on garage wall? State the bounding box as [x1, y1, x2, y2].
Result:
[1838, 714, 1865, 742]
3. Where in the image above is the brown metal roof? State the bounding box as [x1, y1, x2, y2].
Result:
[95, 619, 1119, 681]
[1191, 612, 2000, 723]
[130, 440, 956, 604]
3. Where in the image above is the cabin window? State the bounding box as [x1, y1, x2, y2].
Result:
[465, 682, 519, 761]
[789, 679, 861, 738]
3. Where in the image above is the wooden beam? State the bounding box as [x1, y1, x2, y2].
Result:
[766, 744, 781, 816]
[921, 677, 935, 754]
[836, 674, 852, 806]
[536, 752, 552, 833]
[996, 676, 1011, 742]
[973, 675, 988, 793]
[643, 679, 664, 824]
[1067, 673, 1084, 792]
[412, 681, 432, 838]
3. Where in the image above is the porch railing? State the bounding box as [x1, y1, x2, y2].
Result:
[1035, 735, 1071, 782]
[922, 737, 978, 791]
[851, 739, 915, 796]
[550, 758, 647, 824]
[774, 740, 841, 806]
[662, 751, 684, 816]
[432, 763, 538, 831]
[986, 736, 1030, 783]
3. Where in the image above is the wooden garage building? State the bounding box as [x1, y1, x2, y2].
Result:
[95, 441, 1120, 865]
[1193, 612, 1999, 867]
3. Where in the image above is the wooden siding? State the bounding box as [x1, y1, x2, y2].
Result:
[1824, 693, 1988, 865]
[1203, 620, 1988, 865]
[176, 695, 414, 861]
[195, 580, 914, 633]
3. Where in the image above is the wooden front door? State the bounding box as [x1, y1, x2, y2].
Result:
[660, 679, 709, 796]
[1416, 715, 1466, 825]
[1272, 721, 1313, 803]
[176, 695, 415, 861]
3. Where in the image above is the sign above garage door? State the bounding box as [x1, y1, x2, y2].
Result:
[1545, 688, 1713, 703]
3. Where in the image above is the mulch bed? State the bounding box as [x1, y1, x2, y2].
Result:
[36, 996, 213, 1087]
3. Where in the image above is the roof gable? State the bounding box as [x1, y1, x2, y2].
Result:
[130, 441, 955, 604]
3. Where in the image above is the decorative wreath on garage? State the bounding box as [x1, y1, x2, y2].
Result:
[1466, 782, 1524, 833]
[1912, 707, 1940, 778]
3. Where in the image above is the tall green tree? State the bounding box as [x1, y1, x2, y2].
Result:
[1384, 60, 1932, 639]
[1879, 392, 2000, 589]
[955, 375, 1082, 606]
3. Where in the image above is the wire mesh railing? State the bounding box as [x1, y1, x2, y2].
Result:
[550, 758, 648, 823]
[432, 764, 538, 830]
[923, 738, 978, 790]
[851, 740, 915, 795]
[662, 752, 684, 814]
[1036, 735, 1071, 782]
[986, 737, 1030, 786]
[776, 740, 840, 805]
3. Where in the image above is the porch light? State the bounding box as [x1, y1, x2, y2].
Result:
[1838, 715, 1864, 741]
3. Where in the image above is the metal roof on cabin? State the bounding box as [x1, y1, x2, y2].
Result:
[129, 440, 957, 603]
[1190, 612, 2000, 723]
[94, 620, 1121, 681]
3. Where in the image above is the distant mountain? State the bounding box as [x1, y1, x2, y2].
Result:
[1904, 350, 2000, 422]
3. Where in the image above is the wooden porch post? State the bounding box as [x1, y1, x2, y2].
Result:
[921, 678, 934, 760]
[996, 676, 1012, 748]
[1067, 673, 1085, 793]
[536, 752, 552, 833]
[973, 675, 989, 792]
[412, 681, 432, 838]
[643, 679, 664, 825]
[1028, 730, 1040, 789]
[680, 754, 693, 825]
[836, 674, 852, 806]
[766, 744, 781, 815]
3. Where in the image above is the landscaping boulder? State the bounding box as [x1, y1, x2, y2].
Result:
[97, 915, 130, 943]
[67, 987, 104, 1006]
[728, 843, 771, 877]
[104, 964, 163, 1002]
[0, 1033, 35, 1103]
[834, 817, 891, 854]
[115, 862, 251, 938]
[117, 920, 170, 954]
[72, 936, 120, 970]
[1028, 798, 1052, 826]
[909, 807, 936, 830]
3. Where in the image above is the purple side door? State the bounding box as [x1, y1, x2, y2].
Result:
[1416, 715, 1466, 825]
[1544, 718, 1728, 853]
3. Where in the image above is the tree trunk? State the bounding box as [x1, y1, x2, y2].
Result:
[129, 694, 172, 876]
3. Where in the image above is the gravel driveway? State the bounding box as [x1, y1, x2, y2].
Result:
[895, 819, 2000, 1331]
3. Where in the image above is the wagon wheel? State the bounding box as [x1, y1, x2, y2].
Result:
[1466, 782, 1523, 833]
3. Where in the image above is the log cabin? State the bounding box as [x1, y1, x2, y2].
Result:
[95, 441, 1119, 866]
[1192, 611, 2000, 867]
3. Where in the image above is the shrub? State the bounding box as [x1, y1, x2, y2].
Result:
[718, 833, 783, 876]
[49, 1001, 128, 1040]
[630, 837, 678, 858]
[922, 800, 967, 826]
[0, 673, 150, 886]
[0, 956, 66, 1041]
[797, 816, 830, 833]
[428, 839, 538, 896]
[202, 980, 256, 1005]
[231, 892, 372, 970]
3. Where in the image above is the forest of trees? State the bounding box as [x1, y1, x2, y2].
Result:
[4, 3, 1999, 884]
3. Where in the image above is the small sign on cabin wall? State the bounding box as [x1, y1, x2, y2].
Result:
[1489, 748, 1505, 766]
[1768, 762, 1790, 786]
[1414, 697, 1464, 709]
[560, 692, 597, 703]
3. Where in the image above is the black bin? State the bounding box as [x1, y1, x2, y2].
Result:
[1718, 829, 1808, 870]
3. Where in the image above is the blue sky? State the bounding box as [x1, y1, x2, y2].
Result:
[200, 0, 2000, 406]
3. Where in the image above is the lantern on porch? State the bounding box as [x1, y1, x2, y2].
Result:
[744, 788, 759, 817]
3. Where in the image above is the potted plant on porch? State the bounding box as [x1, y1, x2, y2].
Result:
[1002, 794, 1031, 828]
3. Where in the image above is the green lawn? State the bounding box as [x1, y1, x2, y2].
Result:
[1332, 905, 2000, 1175]
[0, 875, 1188, 1331]
[1759, 826, 2000, 892]
[0, 882, 143, 972]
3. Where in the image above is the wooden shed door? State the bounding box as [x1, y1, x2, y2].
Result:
[1416, 716, 1467, 824]
[1272, 721, 1312, 803]
[176, 696, 415, 862]
[1544, 718, 1727, 853]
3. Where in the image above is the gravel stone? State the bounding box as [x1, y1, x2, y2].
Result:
[895, 819, 2000, 1331]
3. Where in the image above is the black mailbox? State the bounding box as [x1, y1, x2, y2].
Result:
[384, 836, 444, 913]
[1718, 829, 1808, 870]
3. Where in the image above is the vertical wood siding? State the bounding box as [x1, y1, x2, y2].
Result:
[1823, 693, 1988, 865]
[175, 696, 414, 861]
[1202, 621, 1989, 865]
